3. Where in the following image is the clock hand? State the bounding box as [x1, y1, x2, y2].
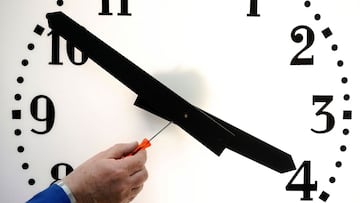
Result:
[46, 12, 296, 173]
[135, 96, 295, 173]
[46, 11, 225, 155]
[196, 108, 295, 173]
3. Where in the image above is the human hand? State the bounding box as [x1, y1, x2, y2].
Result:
[63, 142, 148, 203]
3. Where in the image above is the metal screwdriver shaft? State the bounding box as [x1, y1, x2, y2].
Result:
[127, 121, 172, 156]
[149, 121, 172, 142]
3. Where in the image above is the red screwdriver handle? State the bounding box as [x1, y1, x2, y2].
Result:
[126, 138, 151, 157]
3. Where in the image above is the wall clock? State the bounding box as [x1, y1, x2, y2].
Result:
[0, 0, 359, 202]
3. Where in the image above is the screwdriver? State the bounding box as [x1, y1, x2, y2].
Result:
[126, 121, 172, 157]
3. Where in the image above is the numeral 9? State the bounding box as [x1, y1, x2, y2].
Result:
[30, 95, 55, 134]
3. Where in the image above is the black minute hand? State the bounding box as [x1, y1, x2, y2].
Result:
[47, 12, 296, 173]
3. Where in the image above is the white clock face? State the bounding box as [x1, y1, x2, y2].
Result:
[0, 0, 359, 202]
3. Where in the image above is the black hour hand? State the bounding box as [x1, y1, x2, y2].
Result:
[197, 108, 296, 173]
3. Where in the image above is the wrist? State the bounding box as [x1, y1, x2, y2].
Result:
[55, 180, 77, 203]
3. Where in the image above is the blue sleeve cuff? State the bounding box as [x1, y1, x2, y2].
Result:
[26, 184, 71, 203]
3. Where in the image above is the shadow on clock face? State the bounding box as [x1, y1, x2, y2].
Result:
[138, 67, 210, 126]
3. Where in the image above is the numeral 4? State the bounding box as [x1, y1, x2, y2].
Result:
[286, 161, 318, 201]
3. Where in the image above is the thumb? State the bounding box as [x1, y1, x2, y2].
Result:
[105, 142, 139, 159]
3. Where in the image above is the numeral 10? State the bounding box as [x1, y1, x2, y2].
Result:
[49, 32, 88, 66]
[99, 0, 260, 17]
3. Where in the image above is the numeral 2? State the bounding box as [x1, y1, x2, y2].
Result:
[291, 25, 315, 65]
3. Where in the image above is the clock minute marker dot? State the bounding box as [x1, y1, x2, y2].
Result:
[343, 110, 352, 120]
[322, 27, 333, 38]
[337, 60, 344, 67]
[22, 59, 29, 66]
[14, 129, 22, 136]
[17, 146, 25, 153]
[22, 163, 29, 170]
[304, 1, 311, 8]
[343, 128, 350, 135]
[319, 191, 330, 202]
[57, 0, 64, 6]
[33, 25, 45, 36]
[336, 161, 342, 168]
[341, 77, 348, 84]
[340, 145, 347, 152]
[27, 43, 35, 50]
[329, 177, 336, 183]
[332, 44, 338, 51]
[28, 179, 36, 186]
[344, 94, 350, 101]
[17, 76, 24, 84]
[14, 94, 22, 101]
[315, 14, 321, 21]
[12, 110, 21, 119]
